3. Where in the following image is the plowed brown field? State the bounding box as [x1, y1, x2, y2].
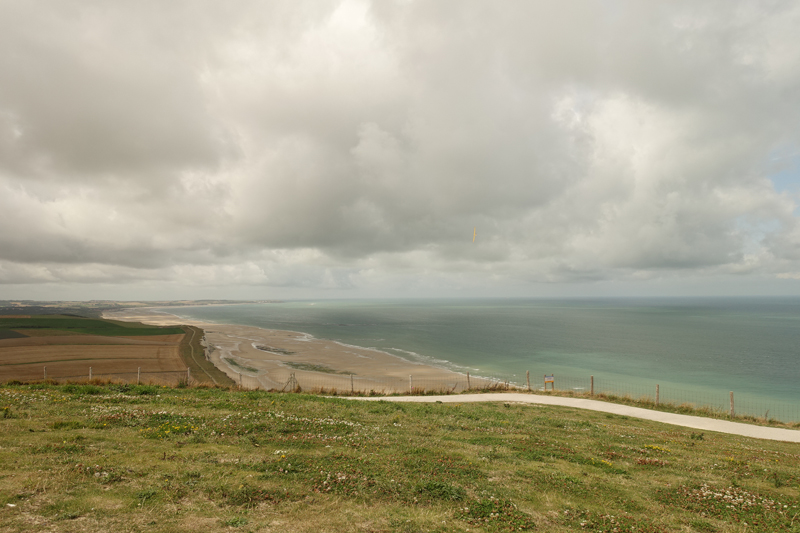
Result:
[115, 334, 186, 343]
[0, 334, 186, 382]
[0, 334, 182, 348]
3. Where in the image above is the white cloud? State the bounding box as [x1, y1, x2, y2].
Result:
[1, 0, 800, 298]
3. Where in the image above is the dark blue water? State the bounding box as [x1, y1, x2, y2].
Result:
[170, 298, 800, 418]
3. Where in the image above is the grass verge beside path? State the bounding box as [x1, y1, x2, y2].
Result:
[2, 383, 800, 533]
[343, 384, 799, 430]
[547, 389, 800, 429]
[496, 389, 800, 430]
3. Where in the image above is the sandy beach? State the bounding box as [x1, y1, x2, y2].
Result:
[104, 308, 471, 393]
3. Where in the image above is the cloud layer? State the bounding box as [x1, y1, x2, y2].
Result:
[2, 0, 800, 298]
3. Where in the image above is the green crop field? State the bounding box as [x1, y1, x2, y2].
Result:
[0, 330, 28, 340]
[0, 317, 184, 338]
[1, 383, 799, 533]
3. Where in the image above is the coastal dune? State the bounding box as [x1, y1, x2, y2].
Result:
[104, 308, 470, 393]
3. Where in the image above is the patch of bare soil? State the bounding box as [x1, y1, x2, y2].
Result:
[0, 334, 183, 348]
[0, 345, 184, 381]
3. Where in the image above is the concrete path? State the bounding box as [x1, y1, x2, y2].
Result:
[347, 393, 800, 443]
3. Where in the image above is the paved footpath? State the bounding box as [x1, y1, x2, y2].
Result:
[347, 393, 800, 443]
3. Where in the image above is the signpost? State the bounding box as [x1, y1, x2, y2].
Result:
[544, 374, 554, 391]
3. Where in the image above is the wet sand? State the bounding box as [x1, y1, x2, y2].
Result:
[104, 308, 470, 393]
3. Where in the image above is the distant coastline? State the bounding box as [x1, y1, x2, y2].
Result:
[144, 299, 800, 422]
[105, 307, 470, 393]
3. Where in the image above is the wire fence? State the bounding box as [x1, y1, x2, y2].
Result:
[535, 374, 800, 423]
[4, 363, 798, 423]
[3, 366, 191, 386]
[225, 369, 800, 423]
[228, 370, 509, 395]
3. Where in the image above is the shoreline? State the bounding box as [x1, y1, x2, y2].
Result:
[100, 307, 800, 425]
[103, 307, 472, 393]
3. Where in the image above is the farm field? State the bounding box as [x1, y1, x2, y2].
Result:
[0, 316, 232, 386]
[0, 316, 185, 338]
[0, 300, 266, 320]
[1, 383, 799, 533]
[0, 345, 185, 382]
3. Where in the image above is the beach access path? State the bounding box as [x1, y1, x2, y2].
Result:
[347, 393, 800, 443]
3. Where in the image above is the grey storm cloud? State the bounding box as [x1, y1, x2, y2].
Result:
[1, 0, 800, 298]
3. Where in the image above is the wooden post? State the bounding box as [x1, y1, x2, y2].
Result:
[239, 372, 242, 387]
[43, 366, 46, 380]
[655, 384, 659, 406]
[467, 372, 470, 390]
[409, 375, 413, 393]
[591, 375, 594, 396]
[187, 367, 191, 382]
[89, 367, 92, 380]
[526, 370, 530, 391]
[350, 373, 354, 394]
[730, 391, 735, 418]
[137, 367, 141, 385]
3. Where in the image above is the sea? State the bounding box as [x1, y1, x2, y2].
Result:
[166, 298, 800, 421]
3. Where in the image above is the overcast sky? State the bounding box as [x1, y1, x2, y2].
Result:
[2, 0, 800, 300]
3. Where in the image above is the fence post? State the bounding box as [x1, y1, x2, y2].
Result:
[239, 372, 242, 387]
[44, 366, 46, 380]
[526, 370, 530, 391]
[350, 373, 354, 394]
[467, 372, 470, 390]
[409, 375, 413, 393]
[89, 367, 92, 380]
[187, 367, 191, 383]
[137, 367, 141, 385]
[730, 391, 735, 418]
[655, 384, 659, 407]
[591, 375, 594, 396]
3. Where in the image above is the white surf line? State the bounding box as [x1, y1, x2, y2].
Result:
[346, 393, 800, 443]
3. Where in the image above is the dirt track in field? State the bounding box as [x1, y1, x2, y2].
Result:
[0, 334, 186, 382]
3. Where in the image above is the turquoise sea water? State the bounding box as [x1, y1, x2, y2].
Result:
[168, 298, 800, 420]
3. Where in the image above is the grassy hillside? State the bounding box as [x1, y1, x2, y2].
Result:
[1, 383, 799, 533]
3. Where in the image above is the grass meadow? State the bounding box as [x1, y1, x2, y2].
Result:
[1, 383, 799, 533]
